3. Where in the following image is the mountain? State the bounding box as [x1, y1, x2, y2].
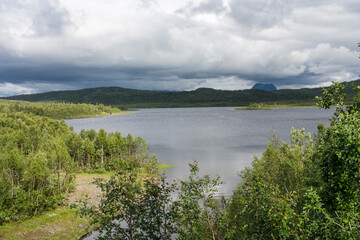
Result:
[3, 80, 359, 108]
[252, 83, 277, 91]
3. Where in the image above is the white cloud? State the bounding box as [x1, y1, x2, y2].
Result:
[0, 83, 34, 97]
[0, 82, 75, 97]
[229, 0, 288, 29]
[0, 0, 358, 93]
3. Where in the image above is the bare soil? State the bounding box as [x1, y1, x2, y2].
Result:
[67, 173, 111, 207]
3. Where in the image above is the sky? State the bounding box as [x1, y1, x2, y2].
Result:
[0, 0, 359, 97]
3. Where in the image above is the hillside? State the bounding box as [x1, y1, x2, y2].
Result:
[3, 80, 360, 108]
[0, 100, 125, 119]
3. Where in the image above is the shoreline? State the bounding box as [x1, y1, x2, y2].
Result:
[234, 104, 316, 110]
[61, 111, 132, 120]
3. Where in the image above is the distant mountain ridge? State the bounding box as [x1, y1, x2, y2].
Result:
[252, 83, 277, 91]
[3, 80, 360, 108]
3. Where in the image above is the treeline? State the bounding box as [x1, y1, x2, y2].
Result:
[3, 79, 360, 108]
[0, 100, 123, 119]
[77, 82, 360, 239]
[0, 111, 156, 224]
[68, 128, 158, 173]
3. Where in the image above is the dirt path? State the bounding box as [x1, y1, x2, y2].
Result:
[0, 173, 112, 240]
[68, 173, 111, 207]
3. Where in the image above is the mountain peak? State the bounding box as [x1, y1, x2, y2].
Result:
[251, 83, 277, 91]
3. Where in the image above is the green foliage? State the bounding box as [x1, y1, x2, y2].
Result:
[253, 129, 314, 193]
[78, 169, 178, 240]
[226, 80, 360, 239]
[174, 161, 224, 240]
[314, 80, 360, 219]
[0, 113, 74, 224]
[0, 206, 90, 240]
[0, 99, 123, 119]
[77, 161, 225, 240]
[226, 129, 314, 239]
[70, 128, 158, 173]
[300, 187, 360, 239]
[241, 102, 272, 110]
[0, 110, 157, 225]
[316, 111, 360, 211]
[315, 81, 346, 110]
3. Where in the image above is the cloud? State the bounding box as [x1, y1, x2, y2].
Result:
[0, 81, 77, 97]
[229, 0, 287, 29]
[0, 83, 35, 97]
[0, 0, 358, 96]
[0, 0, 70, 38]
[176, 0, 227, 15]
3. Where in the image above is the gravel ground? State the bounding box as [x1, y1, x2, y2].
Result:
[67, 173, 111, 207]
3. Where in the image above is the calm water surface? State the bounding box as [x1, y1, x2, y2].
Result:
[66, 107, 333, 195]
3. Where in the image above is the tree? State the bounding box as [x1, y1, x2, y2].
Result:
[225, 78, 360, 239]
[0, 113, 75, 224]
[77, 161, 225, 240]
[226, 129, 315, 239]
[77, 159, 177, 240]
[174, 161, 224, 240]
[94, 129, 108, 168]
[81, 138, 95, 169]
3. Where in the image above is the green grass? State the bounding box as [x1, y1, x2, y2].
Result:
[235, 102, 316, 110]
[63, 110, 130, 120]
[235, 103, 272, 110]
[159, 164, 177, 170]
[0, 99, 130, 120]
[0, 207, 91, 240]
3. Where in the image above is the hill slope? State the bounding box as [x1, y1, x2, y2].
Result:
[3, 80, 360, 108]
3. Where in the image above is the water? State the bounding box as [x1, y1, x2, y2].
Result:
[66, 107, 333, 196]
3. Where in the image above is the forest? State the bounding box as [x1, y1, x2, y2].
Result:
[0, 100, 124, 119]
[0, 101, 156, 225]
[4, 79, 360, 109]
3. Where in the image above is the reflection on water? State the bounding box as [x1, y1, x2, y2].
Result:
[66, 107, 333, 195]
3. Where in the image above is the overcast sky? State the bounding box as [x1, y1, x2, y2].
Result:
[0, 0, 359, 96]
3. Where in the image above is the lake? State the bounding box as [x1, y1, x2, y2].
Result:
[66, 107, 333, 196]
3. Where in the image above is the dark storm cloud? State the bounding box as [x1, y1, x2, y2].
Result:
[0, 64, 157, 85]
[245, 69, 321, 88]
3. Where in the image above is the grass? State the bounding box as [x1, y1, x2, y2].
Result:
[66, 110, 131, 120]
[0, 207, 91, 240]
[235, 103, 272, 110]
[0, 172, 113, 240]
[0, 99, 130, 120]
[235, 102, 316, 110]
[159, 163, 177, 170]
